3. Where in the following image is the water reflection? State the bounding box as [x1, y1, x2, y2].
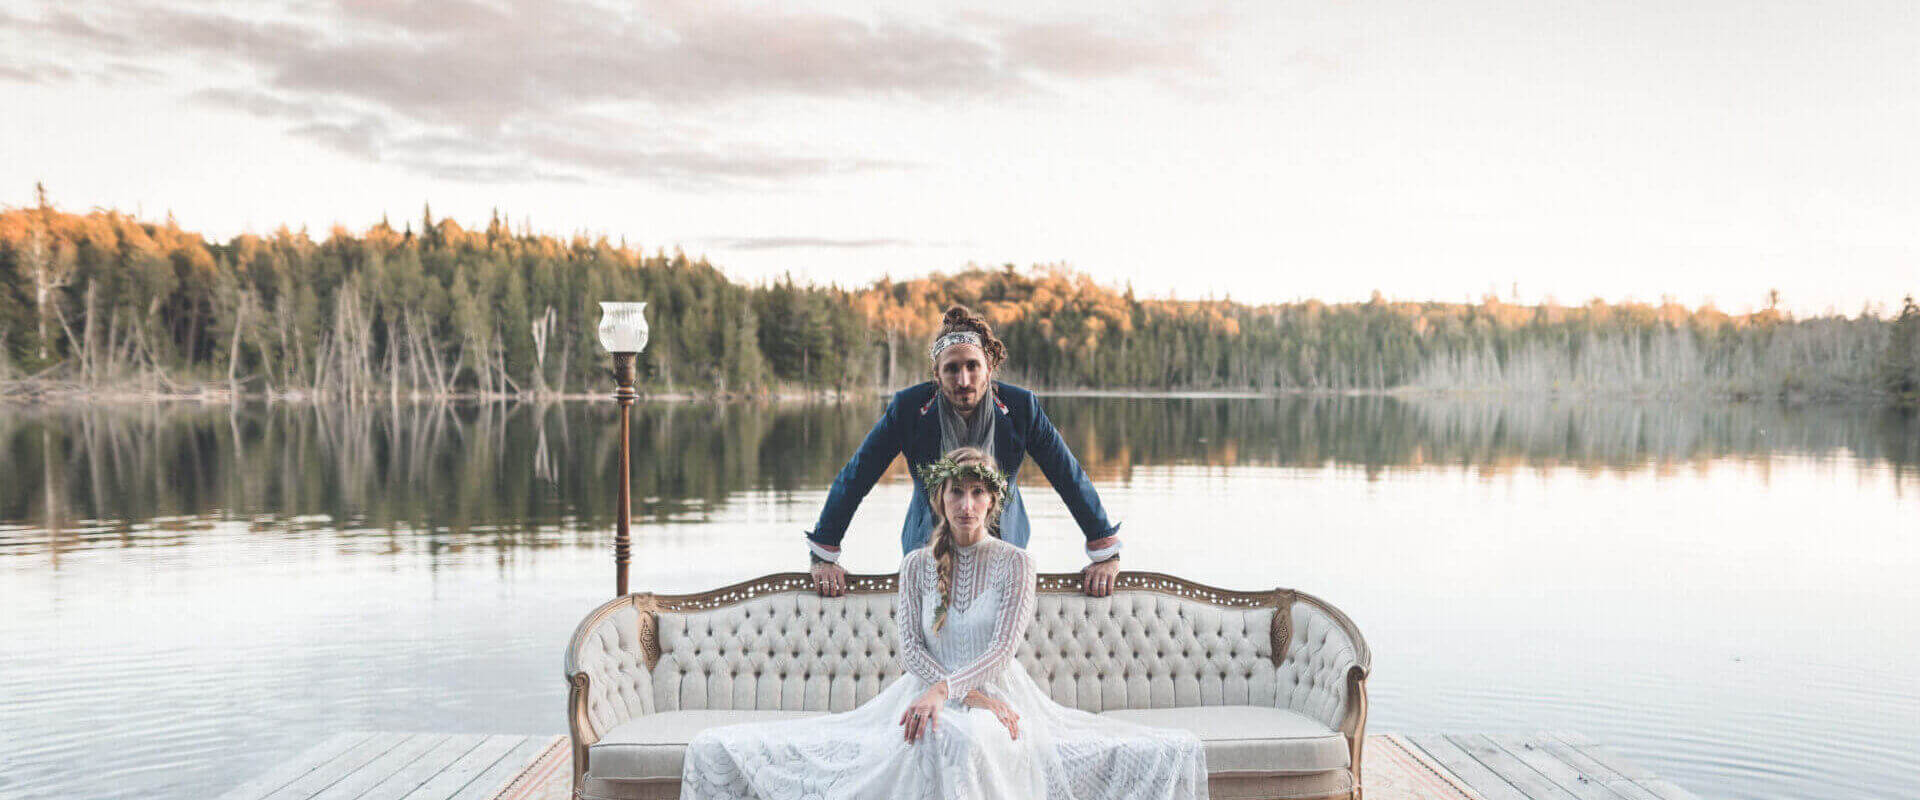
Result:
[3, 397, 1913, 556]
[1, 397, 1917, 800]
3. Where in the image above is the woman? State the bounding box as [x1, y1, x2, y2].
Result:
[807, 305, 1125, 600]
[684, 448, 1208, 800]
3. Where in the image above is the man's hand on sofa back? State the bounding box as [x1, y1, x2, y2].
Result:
[811, 561, 848, 597]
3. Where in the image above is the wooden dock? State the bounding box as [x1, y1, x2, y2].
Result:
[221, 730, 1699, 800]
[1404, 732, 1702, 800]
[215, 732, 569, 800]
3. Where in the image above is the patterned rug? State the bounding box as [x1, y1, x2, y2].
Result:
[488, 733, 1483, 800]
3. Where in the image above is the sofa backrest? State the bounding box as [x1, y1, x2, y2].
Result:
[1020, 592, 1281, 713]
[652, 590, 902, 713]
[647, 573, 1324, 714]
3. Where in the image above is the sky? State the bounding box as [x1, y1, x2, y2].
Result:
[3, 0, 1916, 316]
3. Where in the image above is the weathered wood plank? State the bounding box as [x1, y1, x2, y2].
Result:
[1405, 734, 1535, 800]
[1484, 735, 1635, 800]
[398, 735, 530, 800]
[264, 732, 413, 800]
[1546, 731, 1701, 800]
[1446, 734, 1583, 800]
[1550, 730, 1595, 747]
[446, 735, 564, 800]
[1527, 735, 1666, 800]
[1635, 779, 1704, 800]
[357, 734, 490, 800]
[216, 732, 376, 800]
[309, 733, 452, 800]
[227, 729, 1700, 800]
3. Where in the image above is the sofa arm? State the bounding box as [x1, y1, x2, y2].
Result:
[1273, 593, 1370, 737]
[564, 595, 656, 788]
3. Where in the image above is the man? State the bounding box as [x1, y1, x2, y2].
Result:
[806, 306, 1124, 597]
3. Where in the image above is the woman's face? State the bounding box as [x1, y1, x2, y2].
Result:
[941, 476, 995, 539]
[934, 343, 991, 414]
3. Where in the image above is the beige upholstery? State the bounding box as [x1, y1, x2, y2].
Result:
[574, 603, 656, 739]
[1098, 705, 1349, 775]
[652, 592, 903, 713]
[1278, 602, 1364, 733]
[1020, 594, 1283, 712]
[565, 572, 1369, 800]
[1207, 770, 1355, 800]
[591, 710, 825, 782]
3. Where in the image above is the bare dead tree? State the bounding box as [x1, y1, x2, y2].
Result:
[25, 184, 79, 361]
[531, 304, 557, 395]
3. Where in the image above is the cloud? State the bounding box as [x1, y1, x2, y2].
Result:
[499, 129, 915, 188]
[98, 62, 166, 83]
[701, 236, 927, 251]
[969, 13, 1219, 81]
[189, 87, 320, 120]
[0, 63, 73, 84]
[5, 0, 1219, 187]
[2, 7, 128, 47]
[288, 117, 387, 161]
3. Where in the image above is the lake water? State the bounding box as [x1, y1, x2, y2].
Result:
[2, 397, 1917, 800]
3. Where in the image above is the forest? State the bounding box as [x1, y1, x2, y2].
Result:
[3, 191, 1917, 404]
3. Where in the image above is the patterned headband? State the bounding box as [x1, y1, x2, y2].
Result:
[928, 331, 985, 363]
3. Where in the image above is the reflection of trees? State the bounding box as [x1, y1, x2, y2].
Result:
[0, 400, 888, 551]
[0, 398, 1913, 553]
[1033, 396, 1920, 482]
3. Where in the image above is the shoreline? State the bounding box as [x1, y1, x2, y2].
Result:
[0, 382, 1896, 406]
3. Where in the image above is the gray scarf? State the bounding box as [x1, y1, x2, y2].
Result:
[937, 387, 997, 466]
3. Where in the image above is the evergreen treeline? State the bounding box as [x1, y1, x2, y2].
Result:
[3, 194, 1917, 403]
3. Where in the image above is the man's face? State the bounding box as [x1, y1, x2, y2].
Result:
[935, 344, 991, 414]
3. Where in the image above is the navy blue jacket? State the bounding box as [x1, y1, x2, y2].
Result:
[806, 381, 1120, 555]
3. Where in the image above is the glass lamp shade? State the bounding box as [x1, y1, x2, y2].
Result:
[597, 302, 651, 353]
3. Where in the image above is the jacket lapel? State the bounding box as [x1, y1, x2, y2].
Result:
[992, 383, 1022, 475]
[907, 392, 943, 469]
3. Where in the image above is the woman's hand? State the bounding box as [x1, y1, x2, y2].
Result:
[900, 682, 949, 742]
[963, 689, 1020, 740]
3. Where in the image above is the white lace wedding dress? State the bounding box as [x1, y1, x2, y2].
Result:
[681, 536, 1209, 799]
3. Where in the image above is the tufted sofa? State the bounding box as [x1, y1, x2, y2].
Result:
[564, 571, 1370, 800]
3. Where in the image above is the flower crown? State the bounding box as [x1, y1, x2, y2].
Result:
[917, 456, 1009, 506]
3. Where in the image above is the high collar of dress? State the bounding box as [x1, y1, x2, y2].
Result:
[951, 535, 991, 553]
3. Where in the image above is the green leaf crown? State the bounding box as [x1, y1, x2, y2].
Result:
[916, 456, 1009, 507]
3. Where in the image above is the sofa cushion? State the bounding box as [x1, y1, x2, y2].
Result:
[593, 707, 1346, 781]
[1098, 705, 1349, 775]
[590, 709, 824, 781]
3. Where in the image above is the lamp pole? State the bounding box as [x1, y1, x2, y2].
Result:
[611, 351, 637, 596]
[598, 302, 650, 598]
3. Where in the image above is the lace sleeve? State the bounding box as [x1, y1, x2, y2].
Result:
[895, 550, 946, 687]
[943, 547, 1036, 700]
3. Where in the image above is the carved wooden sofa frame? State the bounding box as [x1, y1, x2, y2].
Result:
[565, 570, 1371, 800]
